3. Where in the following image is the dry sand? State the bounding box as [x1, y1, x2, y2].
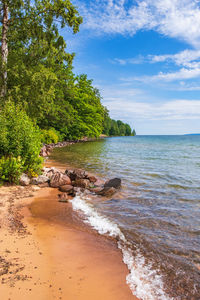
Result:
[0, 184, 138, 300]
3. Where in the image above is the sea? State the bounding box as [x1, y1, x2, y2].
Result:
[51, 135, 200, 300]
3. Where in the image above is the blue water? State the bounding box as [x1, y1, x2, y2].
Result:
[51, 136, 200, 299]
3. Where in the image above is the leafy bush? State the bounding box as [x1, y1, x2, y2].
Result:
[40, 128, 60, 144]
[0, 156, 23, 183]
[0, 101, 43, 182]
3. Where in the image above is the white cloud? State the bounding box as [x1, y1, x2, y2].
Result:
[99, 85, 142, 101]
[103, 98, 200, 120]
[119, 48, 200, 82]
[77, 0, 153, 36]
[120, 66, 200, 82]
[112, 49, 200, 67]
[152, 67, 200, 81]
[111, 55, 146, 65]
[74, 1, 200, 83]
[149, 49, 200, 67]
[75, 0, 200, 47]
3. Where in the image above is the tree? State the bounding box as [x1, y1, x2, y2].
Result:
[132, 129, 136, 136]
[102, 107, 111, 135]
[1, 0, 8, 97]
[0, 0, 82, 99]
[125, 123, 132, 136]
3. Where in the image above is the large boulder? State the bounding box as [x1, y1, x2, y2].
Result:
[42, 167, 59, 179]
[65, 169, 88, 181]
[19, 173, 30, 186]
[74, 178, 90, 188]
[50, 172, 71, 188]
[59, 185, 74, 194]
[104, 178, 121, 189]
[31, 175, 49, 185]
[65, 169, 76, 181]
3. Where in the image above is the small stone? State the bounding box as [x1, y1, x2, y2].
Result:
[32, 186, 40, 191]
[90, 186, 103, 194]
[58, 193, 69, 203]
[31, 175, 49, 185]
[87, 175, 97, 183]
[19, 173, 30, 186]
[97, 187, 117, 197]
[40, 146, 48, 157]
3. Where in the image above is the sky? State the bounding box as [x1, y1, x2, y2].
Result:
[62, 0, 200, 135]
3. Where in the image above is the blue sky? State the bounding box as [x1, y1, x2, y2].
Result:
[62, 0, 200, 135]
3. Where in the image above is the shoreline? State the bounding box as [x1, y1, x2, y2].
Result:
[0, 163, 139, 299]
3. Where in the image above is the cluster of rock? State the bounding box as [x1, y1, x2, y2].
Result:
[19, 167, 121, 203]
[40, 141, 78, 157]
[40, 137, 93, 157]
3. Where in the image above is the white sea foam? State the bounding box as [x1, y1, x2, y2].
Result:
[70, 194, 172, 300]
[118, 243, 172, 300]
[70, 194, 125, 240]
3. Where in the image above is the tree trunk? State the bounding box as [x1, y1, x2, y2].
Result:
[1, 1, 8, 98]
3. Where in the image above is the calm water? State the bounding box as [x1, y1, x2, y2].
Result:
[51, 136, 200, 300]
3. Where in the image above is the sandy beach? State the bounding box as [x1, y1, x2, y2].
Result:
[0, 181, 138, 299]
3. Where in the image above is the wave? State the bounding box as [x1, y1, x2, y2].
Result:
[70, 193, 172, 300]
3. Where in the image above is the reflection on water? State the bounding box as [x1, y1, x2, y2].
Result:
[51, 136, 200, 299]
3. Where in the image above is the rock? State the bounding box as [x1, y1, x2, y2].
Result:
[76, 169, 89, 179]
[90, 186, 103, 194]
[42, 167, 59, 179]
[58, 193, 69, 203]
[59, 185, 74, 194]
[31, 175, 49, 185]
[40, 146, 48, 157]
[95, 178, 104, 186]
[65, 169, 88, 181]
[73, 187, 84, 194]
[74, 179, 90, 188]
[104, 178, 121, 189]
[87, 175, 97, 183]
[65, 169, 76, 181]
[19, 173, 30, 186]
[38, 182, 50, 188]
[42, 167, 51, 173]
[32, 186, 40, 191]
[50, 172, 71, 188]
[97, 187, 117, 197]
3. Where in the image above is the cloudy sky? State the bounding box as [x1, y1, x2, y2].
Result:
[63, 0, 200, 135]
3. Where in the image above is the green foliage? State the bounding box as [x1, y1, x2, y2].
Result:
[0, 0, 136, 184]
[66, 74, 104, 139]
[0, 101, 43, 182]
[0, 156, 23, 183]
[102, 110, 134, 137]
[132, 129, 136, 136]
[41, 128, 60, 144]
[0, 0, 135, 141]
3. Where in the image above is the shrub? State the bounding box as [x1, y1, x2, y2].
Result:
[0, 156, 24, 183]
[0, 101, 43, 182]
[40, 128, 60, 144]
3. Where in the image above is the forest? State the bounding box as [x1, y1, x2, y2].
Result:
[0, 0, 135, 183]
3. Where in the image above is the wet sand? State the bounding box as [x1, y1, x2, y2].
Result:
[0, 185, 138, 300]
